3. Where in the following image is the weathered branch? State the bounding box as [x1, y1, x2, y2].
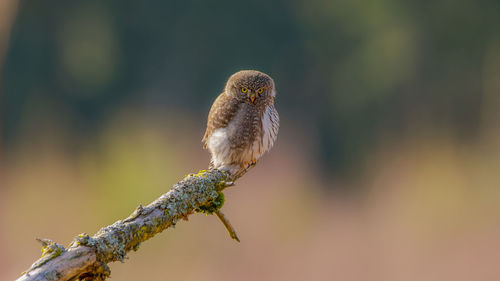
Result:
[17, 169, 234, 281]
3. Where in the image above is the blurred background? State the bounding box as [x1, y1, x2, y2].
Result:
[1, 0, 500, 280]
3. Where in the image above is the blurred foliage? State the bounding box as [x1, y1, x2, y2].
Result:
[2, 2, 500, 280]
[2, 0, 500, 180]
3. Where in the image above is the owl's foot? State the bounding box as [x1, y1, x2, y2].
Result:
[243, 161, 257, 174]
[215, 210, 240, 242]
[232, 162, 256, 180]
[214, 161, 257, 180]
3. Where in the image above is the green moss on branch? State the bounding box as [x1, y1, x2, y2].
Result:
[17, 169, 233, 281]
[73, 169, 232, 263]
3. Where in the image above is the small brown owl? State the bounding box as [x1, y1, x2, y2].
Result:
[203, 70, 279, 177]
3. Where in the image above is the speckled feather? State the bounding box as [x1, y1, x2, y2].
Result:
[202, 93, 241, 148]
[202, 70, 279, 175]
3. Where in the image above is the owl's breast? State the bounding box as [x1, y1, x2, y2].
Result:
[207, 102, 278, 170]
[224, 103, 261, 149]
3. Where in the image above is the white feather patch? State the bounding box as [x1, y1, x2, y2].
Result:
[262, 105, 279, 154]
[207, 127, 230, 168]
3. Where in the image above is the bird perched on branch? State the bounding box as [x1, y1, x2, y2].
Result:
[203, 70, 280, 178]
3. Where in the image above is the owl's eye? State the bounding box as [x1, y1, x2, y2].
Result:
[257, 88, 264, 94]
[241, 87, 248, 93]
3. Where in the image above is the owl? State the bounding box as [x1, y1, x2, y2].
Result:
[202, 70, 279, 177]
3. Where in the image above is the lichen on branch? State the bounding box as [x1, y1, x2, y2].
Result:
[17, 169, 233, 281]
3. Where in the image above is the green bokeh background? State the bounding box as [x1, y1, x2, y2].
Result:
[1, 1, 500, 280]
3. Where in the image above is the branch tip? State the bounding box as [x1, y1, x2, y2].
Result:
[215, 210, 240, 242]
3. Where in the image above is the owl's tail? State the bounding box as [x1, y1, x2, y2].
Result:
[208, 159, 215, 170]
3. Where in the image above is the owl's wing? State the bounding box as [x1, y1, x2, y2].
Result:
[202, 93, 239, 149]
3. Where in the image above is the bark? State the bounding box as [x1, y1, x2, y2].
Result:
[16, 169, 233, 281]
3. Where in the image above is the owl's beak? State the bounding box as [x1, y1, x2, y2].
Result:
[249, 92, 256, 103]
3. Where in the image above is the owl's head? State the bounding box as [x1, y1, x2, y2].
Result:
[225, 70, 276, 106]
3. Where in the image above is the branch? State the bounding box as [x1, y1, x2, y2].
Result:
[16, 169, 235, 281]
